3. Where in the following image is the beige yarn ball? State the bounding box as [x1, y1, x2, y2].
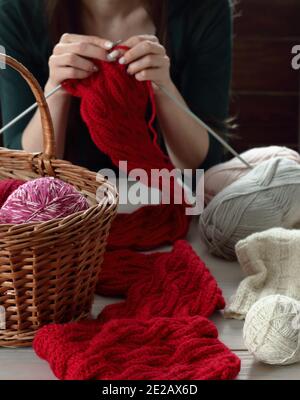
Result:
[199, 158, 300, 260]
[204, 146, 300, 204]
[243, 295, 300, 365]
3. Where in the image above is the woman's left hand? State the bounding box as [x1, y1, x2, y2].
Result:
[116, 35, 172, 88]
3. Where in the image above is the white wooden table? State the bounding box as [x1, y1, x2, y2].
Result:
[0, 218, 299, 380]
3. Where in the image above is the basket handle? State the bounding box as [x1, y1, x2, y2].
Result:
[0, 53, 56, 159]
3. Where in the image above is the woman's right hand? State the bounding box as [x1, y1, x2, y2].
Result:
[47, 33, 115, 88]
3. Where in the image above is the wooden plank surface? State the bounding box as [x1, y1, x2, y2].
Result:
[231, 0, 300, 151]
[230, 93, 299, 151]
[231, 93, 298, 128]
[234, 0, 300, 38]
[232, 39, 299, 92]
[0, 219, 299, 380]
[235, 352, 300, 380]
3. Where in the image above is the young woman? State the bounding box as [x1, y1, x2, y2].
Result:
[0, 0, 232, 173]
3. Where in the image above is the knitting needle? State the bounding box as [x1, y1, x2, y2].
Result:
[0, 39, 123, 136]
[0, 56, 251, 169]
[0, 84, 62, 135]
[0, 81, 252, 169]
[157, 85, 253, 169]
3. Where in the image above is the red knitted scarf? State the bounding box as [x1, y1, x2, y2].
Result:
[33, 56, 240, 380]
[34, 241, 240, 380]
[63, 49, 190, 248]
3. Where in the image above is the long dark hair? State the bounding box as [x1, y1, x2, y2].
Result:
[45, 0, 169, 47]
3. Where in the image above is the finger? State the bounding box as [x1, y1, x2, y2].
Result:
[54, 42, 107, 61]
[119, 41, 165, 65]
[59, 67, 93, 81]
[121, 35, 159, 49]
[135, 68, 161, 83]
[106, 48, 123, 62]
[127, 55, 165, 75]
[106, 36, 159, 62]
[50, 54, 98, 72]
[60, 33, 114, 50]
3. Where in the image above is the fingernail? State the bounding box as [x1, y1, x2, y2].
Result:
[93, 65, 98, 71]
[119, 57, 126, 65]
[107, 50, 120, 61]
[104, 41, 114, 50]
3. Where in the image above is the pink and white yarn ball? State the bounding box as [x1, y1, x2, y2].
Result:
[0, 177, 89, 224]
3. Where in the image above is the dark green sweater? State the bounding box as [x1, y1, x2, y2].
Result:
[0, 0, 232, 172]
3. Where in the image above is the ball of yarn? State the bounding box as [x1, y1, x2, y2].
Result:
[243, 295, 300, 365]
[0, 177, 89, 224]
[199, 158, 300, 260]
[205, 146, 300, 204]
[0, 179, 25, 207]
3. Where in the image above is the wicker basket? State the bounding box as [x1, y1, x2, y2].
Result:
[0, 54, 118, 347]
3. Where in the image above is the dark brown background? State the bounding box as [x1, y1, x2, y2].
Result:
[0, 0, 300, 154]
[230, 0, 300, 153]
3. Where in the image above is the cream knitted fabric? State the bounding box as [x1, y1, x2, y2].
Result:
[225, 228, 300, 320]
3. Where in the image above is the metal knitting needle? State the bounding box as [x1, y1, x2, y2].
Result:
[0, 52, 251, 169]
[0, 84, 62, 135]
[157, 85, 252, 169]
[0, 39, 123, 135]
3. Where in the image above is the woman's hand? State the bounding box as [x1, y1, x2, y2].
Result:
[47, 33, 115, 89]
[117, 35, 172, 88]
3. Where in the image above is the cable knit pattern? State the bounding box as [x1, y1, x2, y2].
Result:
[107, 203, 189, 251]
[33, 57, 241, 380]
[98, 241, 225, 321]
[34, 317, 240, 380]
[63, 52, 172, 176]
[225, 228, 300, 319]
[34, 241, 240, 380]
[63, 48, 190, 251]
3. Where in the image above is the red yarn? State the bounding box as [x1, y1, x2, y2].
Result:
[108, 203, 189, 251]
[98, 241, 225, 320]
[63, 53, 190, 250]
[33, 58, 240, 380]
[0, 179, 25, 208]
[64, 55, 173, 176]
[34, 242, 240, 380]
[34, 317, 240, 380]
[96, 249, 158, 297]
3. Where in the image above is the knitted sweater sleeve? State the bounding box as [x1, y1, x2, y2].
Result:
[170, 0, 233, 170]
[0, 0, 49, 150]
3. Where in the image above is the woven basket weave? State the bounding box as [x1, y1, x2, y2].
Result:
[0, 54, 118, 347]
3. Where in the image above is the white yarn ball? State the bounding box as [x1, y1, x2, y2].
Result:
[243, 295, 300, 365]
